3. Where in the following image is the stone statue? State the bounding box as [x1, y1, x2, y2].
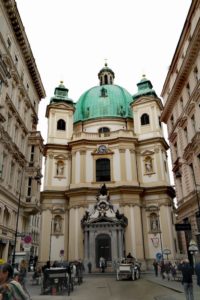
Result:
[57, 163, 64, 176]
[145, 159, 152, 173]
[99, 183, 107, 196]
[151, 215, 159, 231]
[54, 217, 62, 232]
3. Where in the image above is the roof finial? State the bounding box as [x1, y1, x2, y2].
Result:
[104, 58, 108, 67]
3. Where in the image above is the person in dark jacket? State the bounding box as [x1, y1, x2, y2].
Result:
[153, 260, 159, 277]
[178, 259, 194, 300]
[195, 260, 200, 287]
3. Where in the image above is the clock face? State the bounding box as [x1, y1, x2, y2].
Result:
[98, 145, 107, 153]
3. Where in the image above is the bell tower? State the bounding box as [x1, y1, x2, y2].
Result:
[46, 82, 75, 145]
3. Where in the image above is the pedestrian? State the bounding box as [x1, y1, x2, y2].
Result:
[178, 259, 194, 300]
[99, 257, 105, 273]
[160, 260, 166, 279]
[33, 256, 38, 272]
[165, 261, 172, 281]
[19, 260, 30, 299]
[87, 261, 92, 273]
[127, 252, 133, 258]
[171, 262, 177, 280]
[42, 260, 51, 273]
[153, 259, 159, 277]
[195, 258, 200, 287]
[0, 263, 29, 299]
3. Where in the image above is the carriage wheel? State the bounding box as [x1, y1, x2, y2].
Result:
[132, 270, 135, 281]
[116, 271, 120, 281]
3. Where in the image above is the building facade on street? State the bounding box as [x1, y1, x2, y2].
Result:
[0, 0, 45, 261]
[40, 64, 177, 270]
[161, 0, 200, 257]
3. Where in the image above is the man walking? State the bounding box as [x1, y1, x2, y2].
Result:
[178, 259, 194, 300]
[153, 260, 159, 277]
[195, 258, 200, 287]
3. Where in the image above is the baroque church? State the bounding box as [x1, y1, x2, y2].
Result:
[40, 64, 177, 269]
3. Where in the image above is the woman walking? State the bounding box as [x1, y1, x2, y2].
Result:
[19, 260, 30, 299]
[0, 263, 28, 299]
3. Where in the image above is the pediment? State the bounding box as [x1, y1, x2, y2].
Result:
[89, 215, 116, 224]
[54, 154, 68, 160]
[52, 206, 65, 214]
[141, 150, 154, 156]
[46, 102, 74, 118]
[51, 103, 73, 110]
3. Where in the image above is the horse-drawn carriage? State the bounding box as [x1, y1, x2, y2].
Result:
[41, 260, 84, 295]
[41, 266, 73, 295]
[116, 258, 141, 281]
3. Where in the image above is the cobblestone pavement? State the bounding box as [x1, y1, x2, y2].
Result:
[26, 272, 200, 300]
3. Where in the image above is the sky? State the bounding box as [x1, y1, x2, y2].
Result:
[16, 0, 191, 184]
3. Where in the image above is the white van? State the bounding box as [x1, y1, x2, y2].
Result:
[12, 252, 27, 266]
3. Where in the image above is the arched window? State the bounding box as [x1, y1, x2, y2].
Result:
[3, 207, 10, 227]
[96, 158, 110, 182]
[98, 127, 110, 134]
[141, 113, 150, 125]
[98, 127, 110, 137]
[57, 119, 66, 131]
[104, 75, 108, 84]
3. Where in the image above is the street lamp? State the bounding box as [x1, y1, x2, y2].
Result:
[11, 169, 24, 267]
[188, 239, 198, 267]
[11, 167, 42, 267]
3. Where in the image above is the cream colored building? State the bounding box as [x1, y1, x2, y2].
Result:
[0, 0, 45, 260]
[161, 0, 200, 257]
[41, 64, 177, 270]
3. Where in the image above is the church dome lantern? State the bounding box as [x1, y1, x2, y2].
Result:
[98, 62, 115, 85]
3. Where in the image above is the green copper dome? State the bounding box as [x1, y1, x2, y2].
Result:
[74, 84, 133, 123]
[132, 75, 157, 100]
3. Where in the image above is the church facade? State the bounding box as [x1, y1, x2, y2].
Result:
[40, 64, 177, 269]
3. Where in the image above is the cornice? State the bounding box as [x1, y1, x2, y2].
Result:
[40, 190, 67, 201]
[138, 137, 169, 150]
[69, 136, 138, 148]
[0, 124, 26, 166]
[44, 144, 71, 156]
[131, 96, 163, 110]
[5, 96, 29, 134]
[161, 15, 200, 122]
[142, 185, 176, 199]
[2, 0, 46, 99]
[45, 102, 75, 118]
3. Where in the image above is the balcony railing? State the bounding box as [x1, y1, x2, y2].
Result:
[72, 129, 135, 141]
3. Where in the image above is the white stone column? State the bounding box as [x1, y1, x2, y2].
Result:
[118, 229, 123, 258]
[111, 230, 117, 260]
[84, 229, 88, 260]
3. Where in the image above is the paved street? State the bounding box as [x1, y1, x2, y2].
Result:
[26, 272, 200, 300]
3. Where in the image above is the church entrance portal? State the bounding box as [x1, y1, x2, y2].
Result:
[95, 234, 111, 267]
